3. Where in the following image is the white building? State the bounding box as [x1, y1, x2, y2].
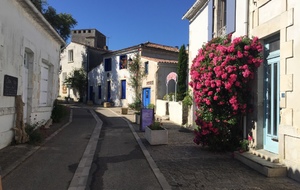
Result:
[183, 0, 300, 182]
[0, 0, 65, 149]
[88, 42, 179, 107]
[59, 29, 108, 101]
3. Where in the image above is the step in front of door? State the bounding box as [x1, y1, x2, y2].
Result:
[234, 151, 287, 177]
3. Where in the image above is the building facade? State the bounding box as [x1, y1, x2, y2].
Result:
[0, 0, 65, 149]
[249, 0, 300, 182]
[88, 42, 178, 107]
[183, 0, 300, 182]
[59, 29, 109, 101]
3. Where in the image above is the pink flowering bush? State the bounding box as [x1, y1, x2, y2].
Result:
[190, 34, 263, 150]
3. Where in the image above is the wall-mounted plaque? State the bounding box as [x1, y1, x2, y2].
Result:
[3, 75, 18, 96]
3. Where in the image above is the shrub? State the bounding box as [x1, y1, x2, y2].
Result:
[190, 34, 263, 150]
[25, 124, 43, 145]
[51, 99, 68, 123]
[147, 103, 155, 109]
[163, 93, 175, 101]
[129, 99, 141, 112]
[182, 90, 193, 107]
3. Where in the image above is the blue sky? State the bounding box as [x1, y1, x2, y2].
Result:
[47, 0, 195, 50]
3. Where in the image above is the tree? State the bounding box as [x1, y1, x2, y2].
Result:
[128, 53, 146, 111]
[64, 68, 87, 102]
[30, 0, 77, 41]
[177, 45, 188, 101]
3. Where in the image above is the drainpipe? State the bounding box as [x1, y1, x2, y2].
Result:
[245, 0, 249, 36]
[243, 0, 249, 139]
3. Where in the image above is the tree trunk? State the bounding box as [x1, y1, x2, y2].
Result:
[13, 95, 29, 144]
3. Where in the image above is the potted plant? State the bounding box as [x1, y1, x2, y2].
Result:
[145, 119, 168, 145]
[129, 99, 142, 124]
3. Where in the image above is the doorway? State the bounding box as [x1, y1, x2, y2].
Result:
[142, 88, 151, 108]
[263, 35, 280, 154]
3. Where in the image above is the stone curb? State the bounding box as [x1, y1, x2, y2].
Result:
[107, 108, 172, 190]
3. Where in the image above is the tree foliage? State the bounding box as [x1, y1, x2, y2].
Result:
[128, 53, 146, 111]
[30, 0, 77, 41]
[64, 68, 87, 102]
[177, 45, 188, 101]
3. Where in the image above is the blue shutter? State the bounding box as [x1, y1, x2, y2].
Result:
[226, 0, 236, 34]
[208, 0, 214, 41]
[121, 80, 126, 99]
[98, 85, 101, 99]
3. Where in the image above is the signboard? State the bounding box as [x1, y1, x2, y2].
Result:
[140, 108, 154, 131]
[3, 75, 18, 96]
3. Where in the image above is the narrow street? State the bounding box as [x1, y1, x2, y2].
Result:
[87, 108, 161, 190]
[2, 108, 96, 190]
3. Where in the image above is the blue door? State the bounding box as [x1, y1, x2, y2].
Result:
[107, 81, 111, 102]
[264, 36, 280, 154]
[142, 88, 151, 108]
[89, 86, 93, 101]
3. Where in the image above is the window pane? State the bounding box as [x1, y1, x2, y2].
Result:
[120, 55, 127, 69]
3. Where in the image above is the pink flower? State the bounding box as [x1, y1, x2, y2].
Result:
[215, 80, 222, 87]
[221, 73, 227, 79]
[225, 82, 232, 90]
[248, 135, 253, 141]
[242, 70, 251, 78]
[237, 51, 243, 58]
[244, 45, 250, 51]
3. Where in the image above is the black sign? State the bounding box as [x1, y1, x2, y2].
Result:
[140, 108, 154, 132]
[3, 75, 18, 96]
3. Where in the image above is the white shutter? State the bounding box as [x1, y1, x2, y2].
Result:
[40, 63, 49, 106]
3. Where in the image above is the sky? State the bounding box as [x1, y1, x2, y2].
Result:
[47, 0, 195, 51]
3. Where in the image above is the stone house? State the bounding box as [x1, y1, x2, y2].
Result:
[88, 42, 179, 107]
[183, 0, 300, 182]
[59, 29, 109, 101]
[0, 0, 65, 149]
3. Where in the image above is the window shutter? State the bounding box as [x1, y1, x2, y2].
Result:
[226, 0, 236, 34]
[208, 0, 214, 41]
[98, 85, 102, 99]
[121, 80, 126, 99]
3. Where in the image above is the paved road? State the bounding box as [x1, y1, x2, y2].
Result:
[87, 108, 161, 190]
[3, 108, 96, 190]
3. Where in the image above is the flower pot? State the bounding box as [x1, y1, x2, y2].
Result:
[121, 107, 128, 114]
[135, 113, 140, 124]
[145, 126, 168, 145]
[103, 102, 110, 108]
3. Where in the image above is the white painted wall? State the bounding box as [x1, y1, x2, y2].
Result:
[88, 53, 135, 107]
[185, 2, 209, 127]
[59, 42, 87, 101]
[0, 0, 63, 149]
[156, 99, 168, 116]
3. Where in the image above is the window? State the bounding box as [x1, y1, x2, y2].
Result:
[217, 0, 226, 36]
[208, 0, 236, 40]
[119, 55, 127, 69]
[68, 49, 74, 62]
[121, 80, 126, 99]
[144, 61, 149, 74]
[104, 58, 112, 71]
[98, 85, 102, 99]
